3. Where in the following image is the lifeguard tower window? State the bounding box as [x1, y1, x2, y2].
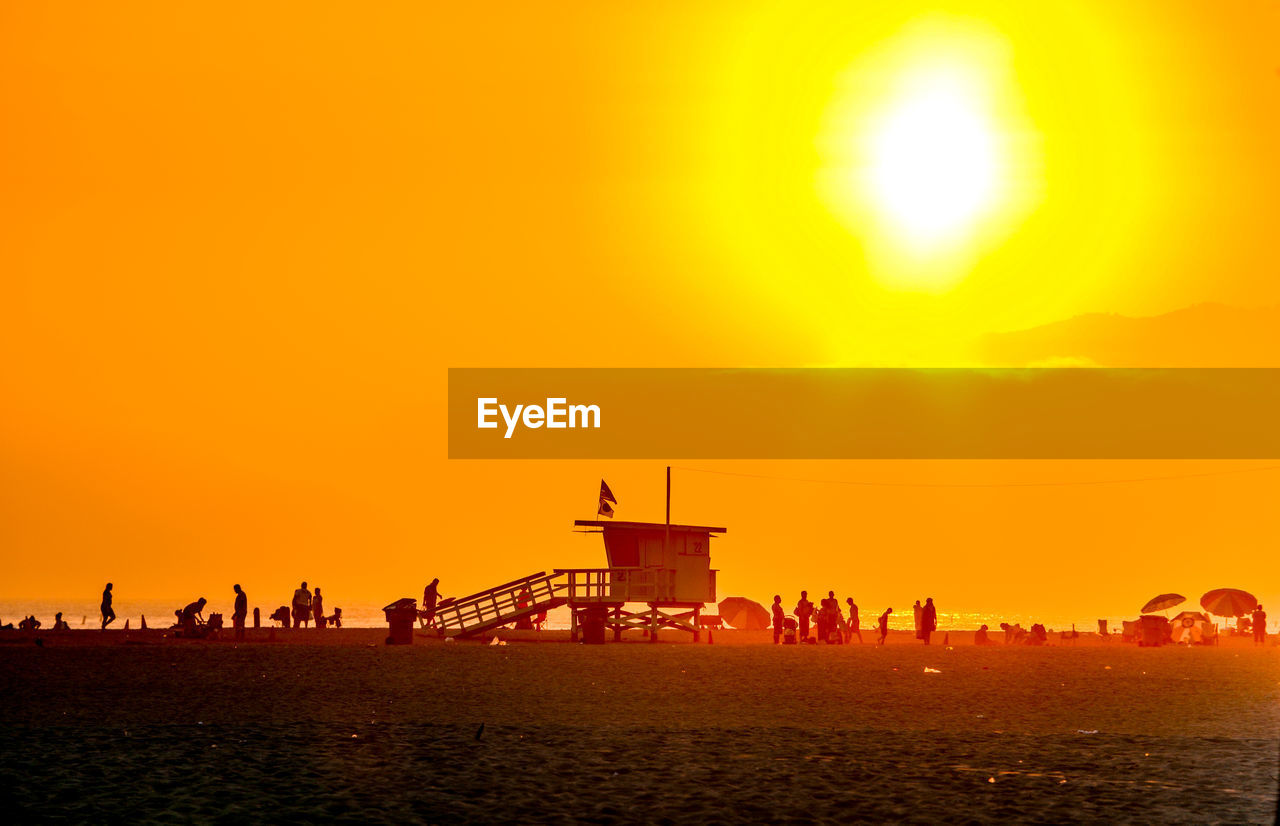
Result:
[612, 535, 640, 568]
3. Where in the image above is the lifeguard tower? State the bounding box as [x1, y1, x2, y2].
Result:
[564, 519, 723, 641]
[429, 482, 724, 641]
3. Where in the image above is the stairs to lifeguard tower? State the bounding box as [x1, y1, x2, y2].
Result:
[431, 571, 569, 638]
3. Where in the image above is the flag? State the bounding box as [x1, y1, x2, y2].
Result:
[598, 479, 617, 518]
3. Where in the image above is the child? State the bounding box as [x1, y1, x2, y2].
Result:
[877, 607, 892, 646]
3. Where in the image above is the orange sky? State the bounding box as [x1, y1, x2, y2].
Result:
[1, 2, 1278, 620]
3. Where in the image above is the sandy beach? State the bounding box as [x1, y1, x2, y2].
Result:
[0, 629, 1275, 823]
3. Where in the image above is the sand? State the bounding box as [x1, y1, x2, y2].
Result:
[0, 629, 1275, 823]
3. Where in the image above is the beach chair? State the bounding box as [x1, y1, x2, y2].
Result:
[697, 614, 725, 630]
[1121, 620, 1139, 642]
[1097, 619, 1109, 639]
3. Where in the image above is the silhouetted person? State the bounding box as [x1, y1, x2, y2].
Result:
[771, 595, 785, 644]
[1254, 604, 1267, 645]
[233, 584, 248, 641]
[795, 591, 814, 642]
[313, 587, 325, 629]
[820, 590, 840, 643]
[53, 612, 69, 631]
[878, 607, 892, 645]
[845, 598, 862, 644]
[101, 583, 116, 629]
[181, 598, 206, 636]
[975, 624, 993, 645]
[912, 600, 922, 641]
[422, 578, 442, 628]
[514, 586, 533, 631]
[292, 581, 312, 629]
[921, 597, 938, 645]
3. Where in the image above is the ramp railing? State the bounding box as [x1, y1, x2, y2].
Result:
[432, 571, 565, 637]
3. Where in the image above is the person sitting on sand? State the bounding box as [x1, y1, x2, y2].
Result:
[795, 591, 814, 643]
[771, 595, 785, 644]
[269, 605, 291, 627]
[999, 622, 1026, 645]
[292, 582, 312, 629]
[1026, 623, 1048, 645]
[326, 607, 343, 628]
[53, 612, 69, 631]
[180, 598, 207, 636]
[974, 624, 994, 645]
[19, 616, 41, 631]
[846, 598, 862, 644]
[101, 582, 116, 629]
[313, 587, 325, 629]
[877, 607, 892, 646]
[233, 584, 248, 641]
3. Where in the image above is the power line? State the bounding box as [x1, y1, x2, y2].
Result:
[670, 463, 1280, 489]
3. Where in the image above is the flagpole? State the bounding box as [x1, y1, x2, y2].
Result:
[664, 466, 671, 581]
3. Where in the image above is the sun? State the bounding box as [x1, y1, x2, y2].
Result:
[815, 18, 1042, 291]
[866, 78, 997, 244]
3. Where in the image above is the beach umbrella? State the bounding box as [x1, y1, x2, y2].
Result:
[1170, 610, 1208, 625]
[1141, 593, 1185, 614]
[717, 597, 770, 631]
[1200, 588, 1258, 618]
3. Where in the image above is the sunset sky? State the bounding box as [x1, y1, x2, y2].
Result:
[2, 2, 1278, 621]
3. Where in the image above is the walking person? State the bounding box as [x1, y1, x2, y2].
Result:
[232, 584, 248, 641]
[292, 581, 312, 629]
[771, 595, 785, 644]
[312, 587, 325, 629]
[795, 591, 814, 643]
[921, 597, 938, 645]
[912, 600, 922, 641]
[100, 583, 116, 629]
[877, 607, 893, 646]
[845, 598, 862, 644]
[421, 578, 443, 628]
[1253, 604, 1267, 645]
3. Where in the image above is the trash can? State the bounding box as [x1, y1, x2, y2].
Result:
[383, 598, 418, 645]
[1138, 614, 1168, 647]
[580, 605, 608, 645]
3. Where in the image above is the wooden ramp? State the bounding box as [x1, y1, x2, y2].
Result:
[430, 567, 705, 641]
[432, 571, 569, 638]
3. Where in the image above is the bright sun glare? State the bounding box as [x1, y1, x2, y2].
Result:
[867, 79, 997, 243]
[816, 19, 1041, 291]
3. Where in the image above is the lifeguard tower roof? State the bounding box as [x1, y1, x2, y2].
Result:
[573, 520, 726, 533]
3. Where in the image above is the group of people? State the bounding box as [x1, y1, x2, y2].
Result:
[288, 581, 339, 629]
[769, 592, 940, 646]
[84, 581, 340, 642]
